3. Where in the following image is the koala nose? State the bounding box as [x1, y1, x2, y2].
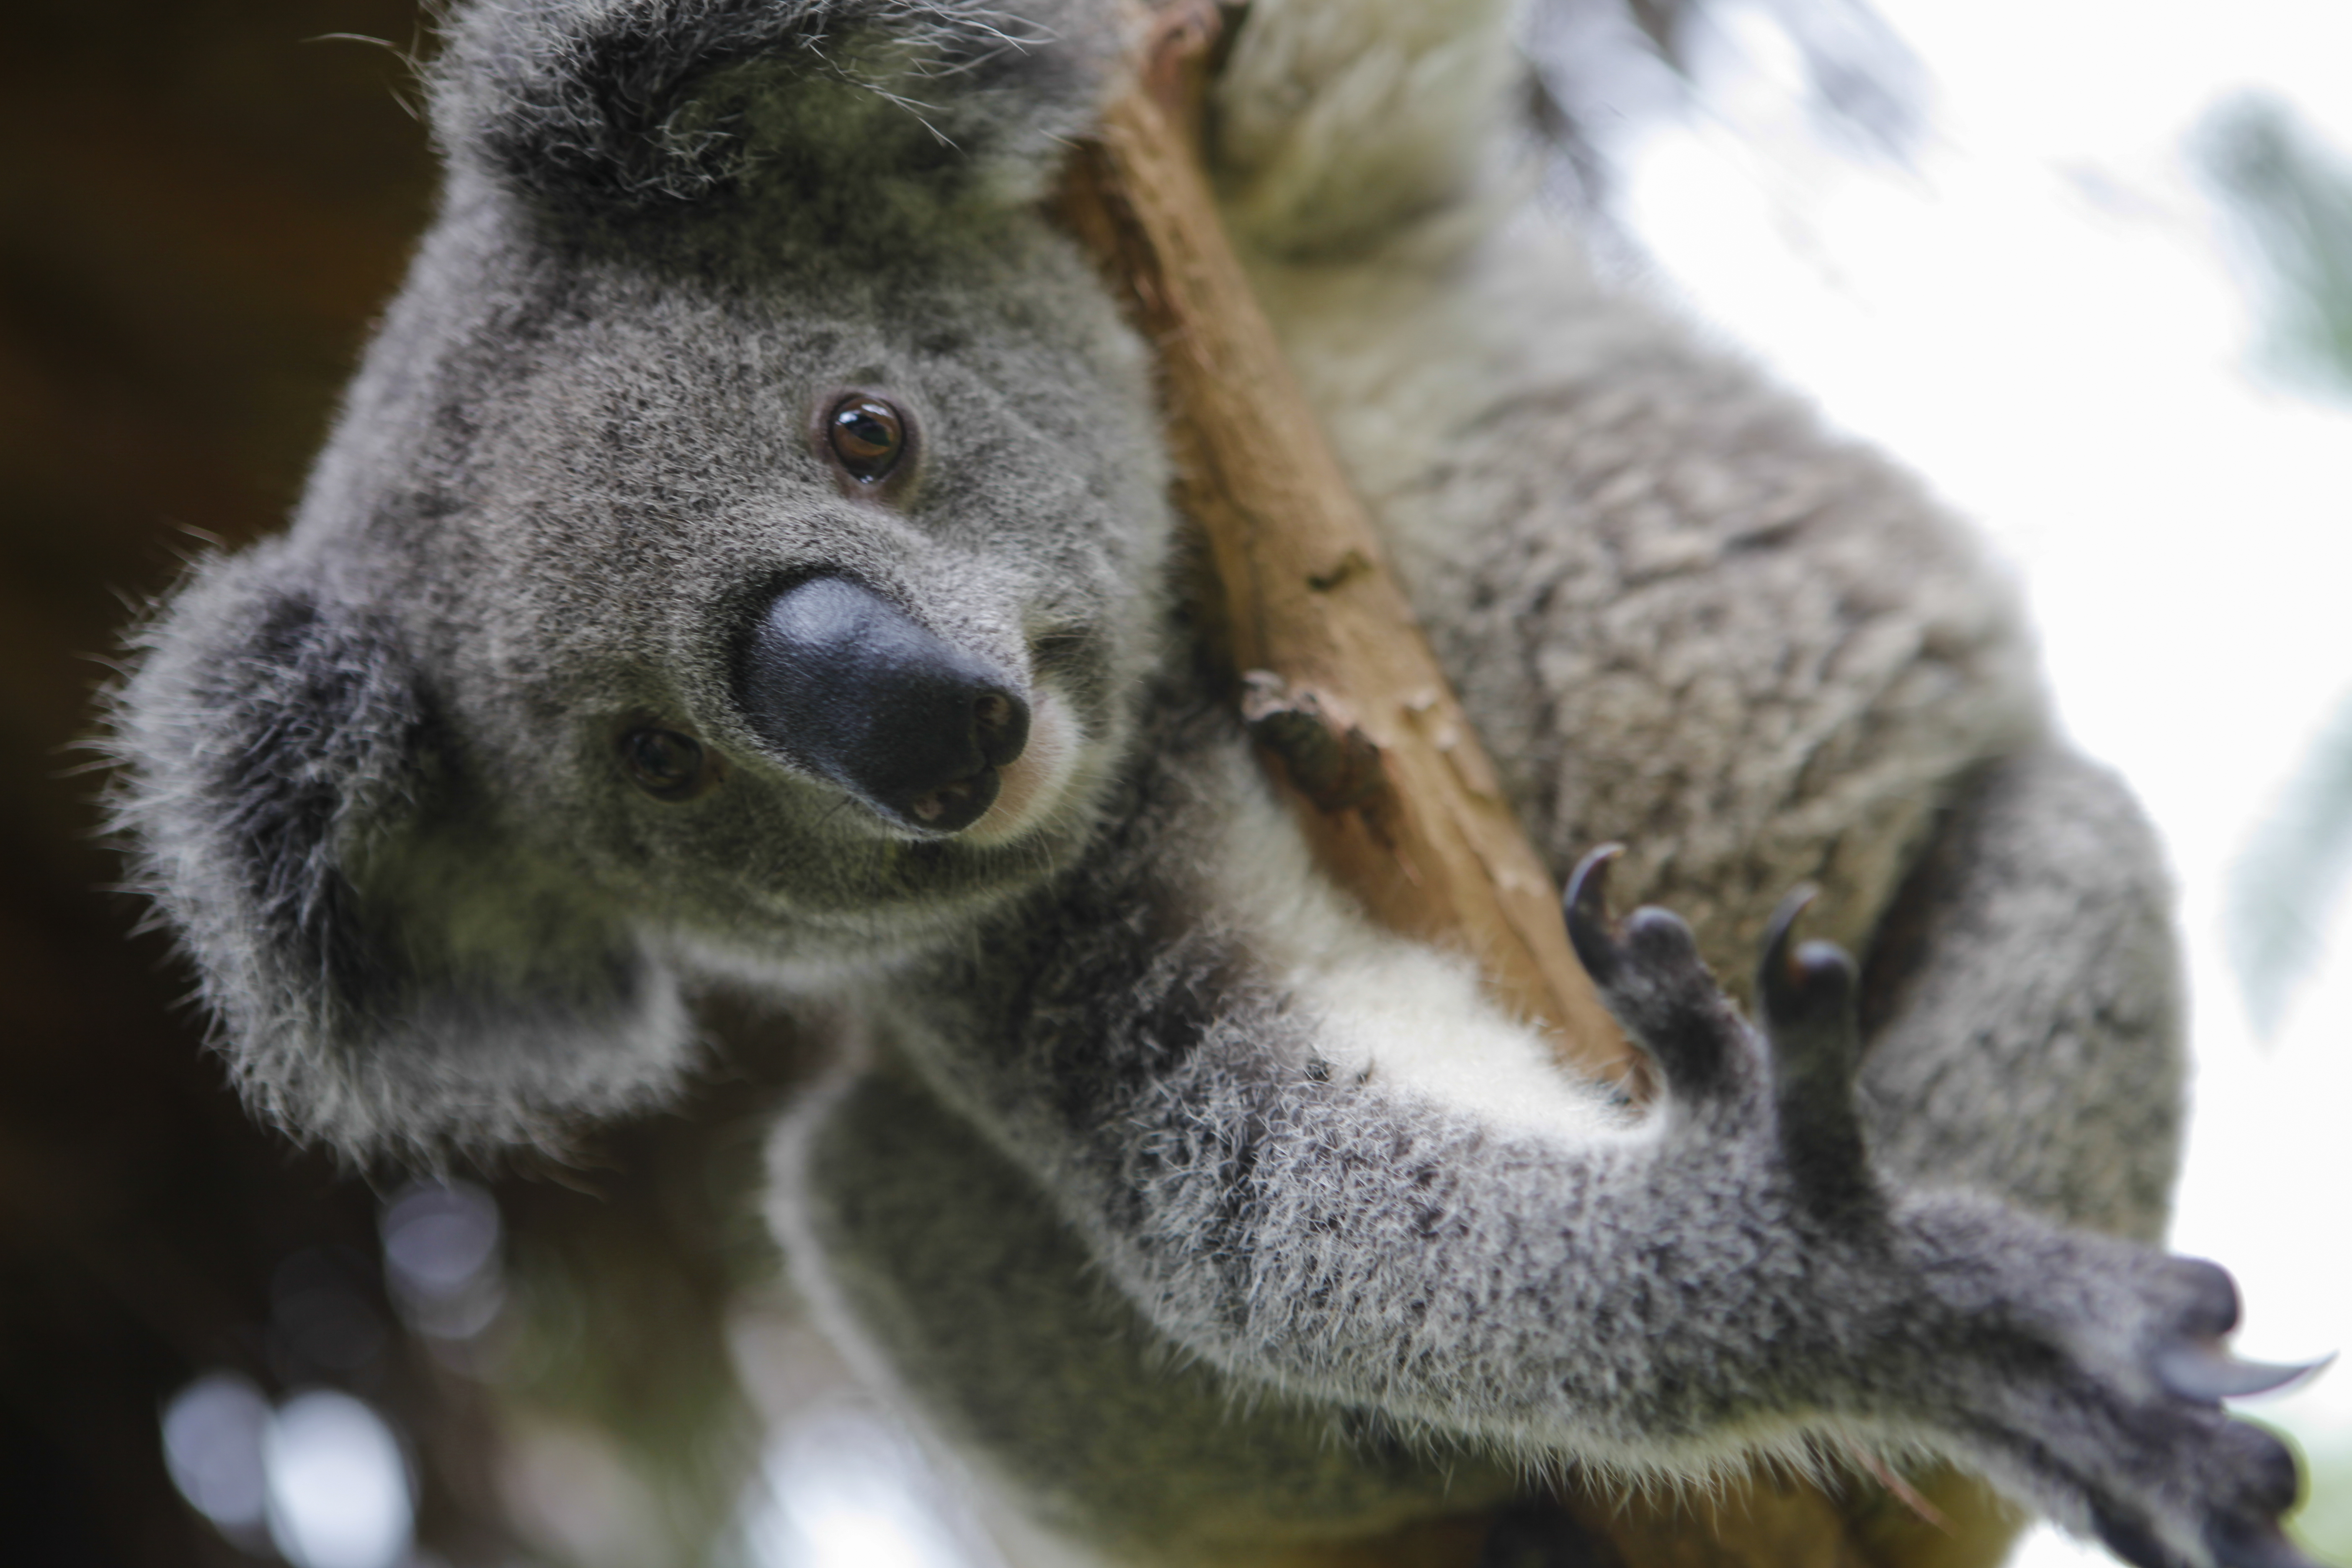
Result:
[737, 576, 1030, 834]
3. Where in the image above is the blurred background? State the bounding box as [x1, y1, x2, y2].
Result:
[0, 8, 830, 1565]
[1, 2, 2345, 1565]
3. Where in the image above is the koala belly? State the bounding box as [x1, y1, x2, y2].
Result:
[772, 1059, 1528, 1568]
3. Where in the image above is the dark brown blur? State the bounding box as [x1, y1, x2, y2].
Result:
[0, 6, 810, 1563]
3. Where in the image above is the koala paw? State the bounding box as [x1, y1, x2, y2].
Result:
[2073, 1256, 2331, 1568]
[1562, 845, 2331, 1568]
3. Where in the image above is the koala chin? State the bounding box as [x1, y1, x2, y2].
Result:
[108, 3, 2321, 1567]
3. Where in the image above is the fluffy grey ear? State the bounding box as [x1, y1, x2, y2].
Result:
[110, 545, 696, 1161]
[433, 0, 1124, 208]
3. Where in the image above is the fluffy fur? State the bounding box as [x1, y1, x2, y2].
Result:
[109, 1, 2305, 1564]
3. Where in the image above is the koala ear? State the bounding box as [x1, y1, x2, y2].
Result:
[433, 0, 1124, 208]
[110, 545, 696, 1161]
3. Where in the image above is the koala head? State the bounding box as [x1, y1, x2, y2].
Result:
[110, 0, 1171, 1158]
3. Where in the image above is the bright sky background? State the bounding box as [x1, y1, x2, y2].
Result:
[1614, 0, 2352, 1560]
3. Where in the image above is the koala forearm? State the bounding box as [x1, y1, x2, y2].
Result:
[885, 939, 1766, 1452]
[867, 743, 2053, 1466]
[871, 835, 2236, 1533]
[876, 812, 2303, 1563]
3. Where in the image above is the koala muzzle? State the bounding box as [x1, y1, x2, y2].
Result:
[737, 575, 1030, 834]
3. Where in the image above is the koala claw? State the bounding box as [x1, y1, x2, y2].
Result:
[1754, 882, 1854, 1055]
[1565, 846, 1751, 1103]
[1753, 888, 1876, 1214]
[2152, 1342, 2333, 1405]
[2049, 1260, 2320, 1568]
[2138, 1256, 2333, 1403]
[1756, 884, 1833, 1018]
[1577, 859, 1877, 1203]
[1563, 843, 1626, 985]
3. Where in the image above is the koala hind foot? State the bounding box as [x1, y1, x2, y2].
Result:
[1561, 845, 2329, 1568]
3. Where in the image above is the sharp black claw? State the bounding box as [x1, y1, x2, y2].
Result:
[2154, 1343, 2334, 1404]
[1562, 850, 1752, 1104]
[1752, 884, 1874, 1214]
[1564, 844, 1625, 984]
[1757, 885, 1839, 1026]
[1760, 883, 1818, 980]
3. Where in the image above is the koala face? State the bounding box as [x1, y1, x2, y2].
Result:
[400, 243, 1171, 979]
[110, 0, 1166, 1153]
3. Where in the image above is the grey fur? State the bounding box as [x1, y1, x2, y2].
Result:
[107, 1, 2299, 1564]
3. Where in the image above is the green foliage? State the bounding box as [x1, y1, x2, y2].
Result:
[2226, 694, 2352, 1035]
[2202, 98, 2352, 1029]
[2293, 1437, 2352, 1564]
[2197, 95, 2352, 396]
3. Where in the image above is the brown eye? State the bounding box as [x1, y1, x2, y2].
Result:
[825, 395, 906, 483]
[620, 726, 716, 802]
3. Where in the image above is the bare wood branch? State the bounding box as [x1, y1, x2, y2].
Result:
[1057, 5, 1637, 1087]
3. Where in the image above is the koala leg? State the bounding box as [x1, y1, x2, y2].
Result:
[1855, 746, 2186, 1245]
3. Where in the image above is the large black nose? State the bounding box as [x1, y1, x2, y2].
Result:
[736, 576, 1030, 833]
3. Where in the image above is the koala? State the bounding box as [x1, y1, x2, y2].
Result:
[109, 1, 2322, 1565]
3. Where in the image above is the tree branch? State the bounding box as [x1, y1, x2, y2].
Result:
[1055, 3, 1637, 1088]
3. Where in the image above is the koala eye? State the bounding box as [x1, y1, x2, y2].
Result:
[825, 395, 907, 484]
[620, 726, 717, 802]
